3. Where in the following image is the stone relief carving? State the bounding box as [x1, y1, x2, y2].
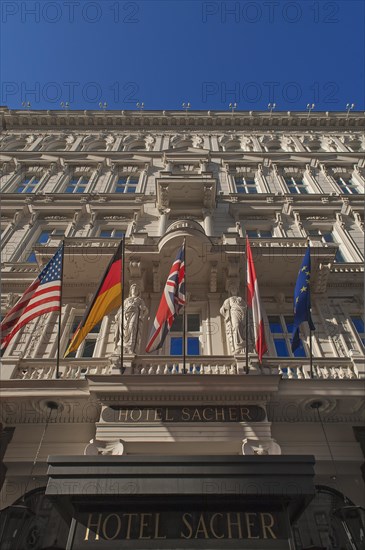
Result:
[220, 284, 246, 355]
[239, 136, 254, 151]
[114, 284, 148, 355]
[242, 438, 281, 456]
[145, 135, 155, 151]
[84, 438, 125, 455]
[192, 135, 203, 148]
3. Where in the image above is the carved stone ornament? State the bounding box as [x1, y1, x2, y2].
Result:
[192, 135, 203, 148]
[220, 285, 246, 355]
[84, 438, 125, 456]
[114, 284, 148, 355]
[242, 438, 281, 456]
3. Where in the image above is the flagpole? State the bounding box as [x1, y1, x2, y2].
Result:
[120, 238, 125, 374]
[309, 330, 313, 378]
[244, 233, 249, 375]
[56, 241, 65, 379]
[183, 238, 186, 375]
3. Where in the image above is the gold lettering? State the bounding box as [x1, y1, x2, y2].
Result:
[124, 513, 138, 539]
[227, 512, 242, 539]
[202, 407, 214, 421]
[209, 513, 224, 539]
[228, 407, 238, 421]
[118, 408, 128, 422]
[181, 513, 193, 539]
[240, 407, 252, 421]
[154, 408, 163, 421]
[215, 407, 225, 421]
[165, 408, 174, 421]
[191, 409, 202, 421]
[102, 513, 121, 540]
[181, 408, 190, 421]
[84, 513, 102, 541]
[260, 513, 277, 539]
[194, 514, 209, 538]
[245, 513, 259, 539]
[154, 513, 167, 539]
[130, 408, 142, 421]
[139, 513, 152, 539]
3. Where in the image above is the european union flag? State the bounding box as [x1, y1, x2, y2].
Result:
[292, 246, 315, 352]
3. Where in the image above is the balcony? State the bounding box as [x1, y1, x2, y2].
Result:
[3, 355, 361, 381]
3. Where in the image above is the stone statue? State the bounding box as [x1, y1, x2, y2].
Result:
[220, 286, 246, 354]
[115, 284, 148, 354]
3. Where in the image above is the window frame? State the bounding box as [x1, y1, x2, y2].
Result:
[284, 175, 310, 195]
[307, 228, 347, 263]
[334, 176, 360, 195]
[234, 175, 260, 194]
[268, 314, 307, 358]
[15, 175, 41, 194]
[65, 174, 91, 194]
[64, 314, 103, 359]
[350, 315, 365, 349]
[169, 313, 202, 357]
[114, 174, 140, 194]
[26, 227, 65, 263]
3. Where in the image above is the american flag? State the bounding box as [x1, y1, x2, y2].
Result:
[146, 242, 185, 353]
[1, 245, 63, 351]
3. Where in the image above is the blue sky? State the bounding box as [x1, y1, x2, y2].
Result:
[1, 0, 364, 111]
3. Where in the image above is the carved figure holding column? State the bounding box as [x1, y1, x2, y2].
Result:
[115, 284, 148, 354]
[220, 284, 246, 355]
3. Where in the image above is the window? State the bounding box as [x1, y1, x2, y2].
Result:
[115, 175, 139, 194]
[334, 176, 359, 195]
[307, 230, 346, 263]
[284, 176, 309, 194]
[16, 176, 40, 193]
[246, 229, 272, 238]
[351, 316, 365, 347]
[65, 175, 89, 193]
[27, 228, 64, 262]
[234, 176, 258, 194]
[268, 315, 306, 358]
[170, 314, 201, 356]
[99, 229, 125, 238]
[65, 317, 101, 358]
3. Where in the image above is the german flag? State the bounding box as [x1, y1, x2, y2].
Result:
[65, 240, 123, 357]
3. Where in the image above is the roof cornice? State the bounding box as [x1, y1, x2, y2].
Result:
[1, 107, 364, 131]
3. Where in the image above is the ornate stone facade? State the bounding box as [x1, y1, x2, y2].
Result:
[0, 108, 364, 547]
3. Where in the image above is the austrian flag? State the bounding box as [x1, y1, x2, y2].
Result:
[246, 237, 268, 363]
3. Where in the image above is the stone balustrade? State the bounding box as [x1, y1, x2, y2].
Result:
[262, 358, 359, 379]
[8, 355, 361, 380]
[133, 356, 239, 375]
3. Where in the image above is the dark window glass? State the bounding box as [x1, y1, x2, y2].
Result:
[171, 316, 183, 332]
[187, 314, 200, 332]
[82, 340, 97, 357]
[269, 316, 283, 333]
[274, 339, 289, 357]
[187, 337, 200, 355]
[352, 317, 364, 333]
[170, 337, 182, 355]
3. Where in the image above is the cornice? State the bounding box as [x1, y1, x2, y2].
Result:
[1, 107, 364, 132]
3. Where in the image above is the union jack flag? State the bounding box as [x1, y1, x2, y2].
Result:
[146, 242, 185, 353]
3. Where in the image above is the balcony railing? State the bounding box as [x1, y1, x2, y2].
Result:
[261, 357, 359, 380]
[132, 356, 238, 375]
[5, 355, 361, 380]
